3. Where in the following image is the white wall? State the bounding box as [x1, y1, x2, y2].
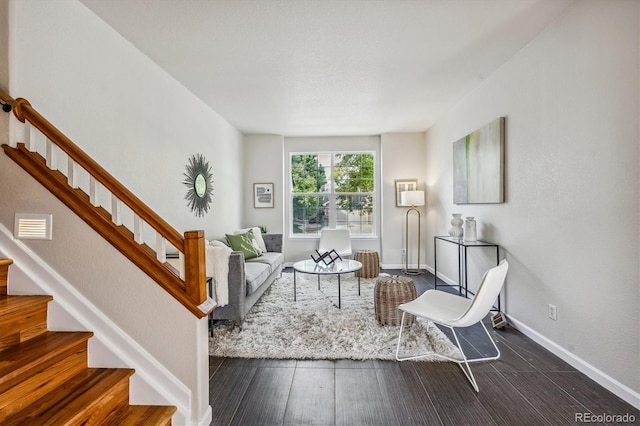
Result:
[242, 135, 285, 238]
[424, 0, 639, 401]
[380, 133, 427, 269]
[1, 0, 244, 423]
[10, 0, 243, 240]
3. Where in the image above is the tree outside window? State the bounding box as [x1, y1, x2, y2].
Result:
[290, 152, 375, 236]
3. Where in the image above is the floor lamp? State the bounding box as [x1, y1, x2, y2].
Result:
[401, 190, 425, 275]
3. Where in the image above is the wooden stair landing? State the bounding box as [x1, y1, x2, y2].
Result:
[0, 259, 176, 425]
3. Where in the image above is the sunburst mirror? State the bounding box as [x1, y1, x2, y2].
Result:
[183, 154, 213, 217]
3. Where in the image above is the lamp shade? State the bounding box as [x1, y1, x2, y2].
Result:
[400, 190, 425, 207]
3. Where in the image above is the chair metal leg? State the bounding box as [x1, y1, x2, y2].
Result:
[449, 326, 479, 392]
[396, 313, 462, 363]
[470, 320, 501, 363]
[395, 315, 502, 392]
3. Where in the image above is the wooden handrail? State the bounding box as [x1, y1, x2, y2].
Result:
[0, 89, 15, 106]
[12, 98, 184, 251]
[0, 88, 210, 318]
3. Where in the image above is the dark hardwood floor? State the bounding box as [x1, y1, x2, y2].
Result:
[209, 270, 639, 425]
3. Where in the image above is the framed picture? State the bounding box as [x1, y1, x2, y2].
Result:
[453, 117, 505, 204]
[254, 183, 274, 208]
[395, 179, 418, 207]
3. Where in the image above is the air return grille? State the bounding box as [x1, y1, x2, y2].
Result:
[14, 214, 52, 240]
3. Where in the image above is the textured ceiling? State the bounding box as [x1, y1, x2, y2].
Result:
[79, 0, 574, 136]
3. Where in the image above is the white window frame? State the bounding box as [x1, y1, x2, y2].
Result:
[289, 151, 376, 238]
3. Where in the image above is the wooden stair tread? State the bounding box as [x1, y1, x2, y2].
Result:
[111, 405, 177, 425]
[0, 294, 53, 316]
[0, 254, 177, 423]
[3, 367, 134, 426]
[0, 331, 93, 385]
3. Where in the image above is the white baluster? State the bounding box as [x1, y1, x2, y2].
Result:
[112, 196, 122, 226]
[24, 122, 33, 151]
[8, 117, 24, 148]
[67, 157, 78, 188]
[89, 176, 99, 207]
[134, 215, 144, 244]
[156, 234, 167, 263]
[28, 125, 46, 155]
[45, 139, 55, 169]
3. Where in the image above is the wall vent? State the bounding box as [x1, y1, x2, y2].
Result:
[14, 213, 53, 240]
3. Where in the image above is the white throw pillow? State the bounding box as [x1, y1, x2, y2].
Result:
[233, 227, 267, 253]
[210, 239, 230, 248]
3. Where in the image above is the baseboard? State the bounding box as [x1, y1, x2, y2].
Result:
[0, 223, 195, 423]
[195, 406, 212, 426]
[507, 315, 640, 410]
[379, 263, 437, 273]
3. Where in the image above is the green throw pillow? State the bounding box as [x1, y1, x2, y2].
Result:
[226, 230, 262, 260]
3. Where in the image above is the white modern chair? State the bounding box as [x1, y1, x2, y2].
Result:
[318, 229, 352, 258]
[395, 260, 509, 392]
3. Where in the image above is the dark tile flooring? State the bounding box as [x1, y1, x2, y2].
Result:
[209, 270, 639, 425]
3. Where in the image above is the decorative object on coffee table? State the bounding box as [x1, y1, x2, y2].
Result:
[354, 250, 379, 278]
[374, 275, 416, 327]
[311, 249, 342, 265]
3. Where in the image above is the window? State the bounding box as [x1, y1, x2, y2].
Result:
[290, 152, 375, 236]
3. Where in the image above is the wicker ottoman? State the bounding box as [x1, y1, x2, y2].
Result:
[354, 250, 379, 278]
[374, 275, 416, 327]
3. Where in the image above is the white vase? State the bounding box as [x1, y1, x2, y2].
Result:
[449, 213, 463, 238]
[463, 217, 477, 242]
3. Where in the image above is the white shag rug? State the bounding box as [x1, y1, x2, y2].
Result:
[209, 272, 461, 361]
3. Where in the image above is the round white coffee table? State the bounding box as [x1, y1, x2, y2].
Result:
[292, 259, 362, 309]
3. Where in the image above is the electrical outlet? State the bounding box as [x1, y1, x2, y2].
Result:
[401, 248, 406, 256]
[548, 304, 557, 321]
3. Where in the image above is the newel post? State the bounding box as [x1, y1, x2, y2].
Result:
[183, 230, 207, 305]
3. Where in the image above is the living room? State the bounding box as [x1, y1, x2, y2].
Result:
[0, 1, 638, 425]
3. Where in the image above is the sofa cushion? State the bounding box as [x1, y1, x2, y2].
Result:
[233, 227, 267, 253]
[246, 252, 284, 274]
[244, 262, 271, 295]
[226, 230, 262, 260]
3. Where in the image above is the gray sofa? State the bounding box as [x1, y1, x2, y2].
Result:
[209, 233, 283, 324]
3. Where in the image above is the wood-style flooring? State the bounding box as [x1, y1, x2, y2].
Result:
[209, 270, 639, 425]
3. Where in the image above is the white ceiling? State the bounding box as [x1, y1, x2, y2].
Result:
[79, 0, 574, 136]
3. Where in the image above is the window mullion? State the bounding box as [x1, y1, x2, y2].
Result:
[329, 153, 336, 229]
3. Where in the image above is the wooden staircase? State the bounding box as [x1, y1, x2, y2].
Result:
[0, 259, 177, 425]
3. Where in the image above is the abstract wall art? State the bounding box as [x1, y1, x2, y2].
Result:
[453, 117, 505, 204]
[254, 183, 274, 208]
